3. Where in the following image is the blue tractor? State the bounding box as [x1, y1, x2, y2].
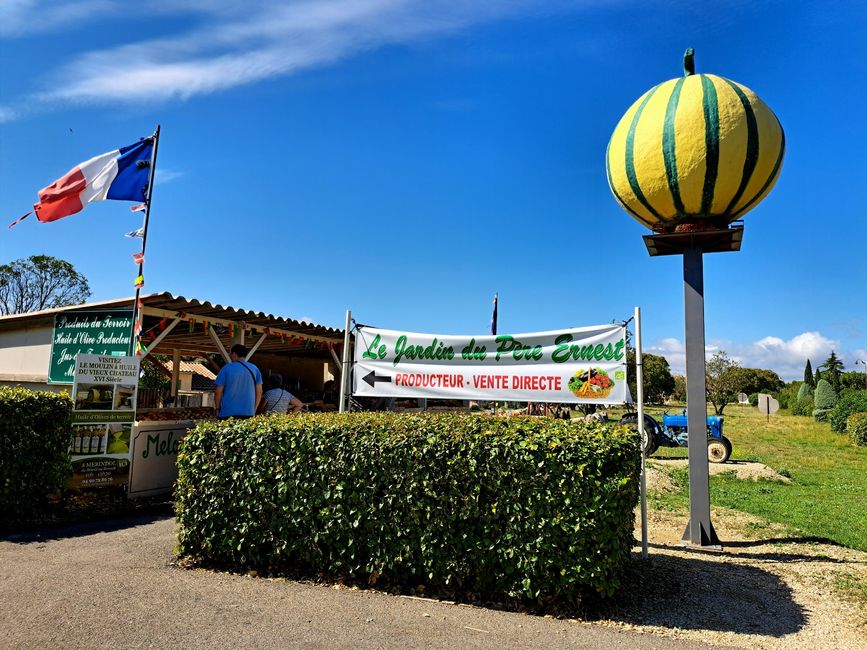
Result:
[619, 409, 732, 463]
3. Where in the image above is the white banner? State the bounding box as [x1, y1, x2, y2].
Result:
[353, 325, 627, 404]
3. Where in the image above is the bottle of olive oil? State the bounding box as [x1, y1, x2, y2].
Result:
[90, 431, 101, 454]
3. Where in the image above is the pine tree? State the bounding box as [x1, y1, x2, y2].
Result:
[820, 351, 844, 392]
[804, 359, 814, 388]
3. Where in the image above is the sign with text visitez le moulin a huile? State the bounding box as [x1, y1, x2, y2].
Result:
[49, 310, 133, 384]
[69, 354, 140, 489]
[353, 325, 627, 404]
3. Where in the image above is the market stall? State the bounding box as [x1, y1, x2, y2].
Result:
[0, 292, 345, 496]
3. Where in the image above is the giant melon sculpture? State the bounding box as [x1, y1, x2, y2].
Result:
[606, 49, 785, 232]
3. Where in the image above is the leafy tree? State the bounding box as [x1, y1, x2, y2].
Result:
[804, 359, 814, 388]
[840, 371, 867, 392]
[140, 355, 170, 390]
[705, 351, 740, 415]
[726, 367, 784, 396]
[0, 255, 90, 315]
[820, 351, 844, 392]
[626, 351, 675, 404]
[671, 375, 686, 403]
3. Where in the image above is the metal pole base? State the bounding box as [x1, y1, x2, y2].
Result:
[680, 519, 721, 550]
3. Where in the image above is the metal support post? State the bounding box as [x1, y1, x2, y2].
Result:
[681, 245, 720, 548]
[338, 309, 352, 413]
[635, 306, 648, 558]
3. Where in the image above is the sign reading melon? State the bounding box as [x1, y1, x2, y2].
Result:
[353, 324, 627, 404]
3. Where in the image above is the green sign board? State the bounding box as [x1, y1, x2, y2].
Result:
[48, 310, 134, 384]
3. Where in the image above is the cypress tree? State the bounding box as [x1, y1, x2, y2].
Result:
[815, 368, 822, 385]
[814, 379, 838, 409]
[804, 359, 814, 388]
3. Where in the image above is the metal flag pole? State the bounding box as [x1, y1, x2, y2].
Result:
[129, 125, 161, 356]
[339, 309, 352, 412]
[635, 306, 648, 558]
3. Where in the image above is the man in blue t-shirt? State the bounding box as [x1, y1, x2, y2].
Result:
[214, 344, 263, 419]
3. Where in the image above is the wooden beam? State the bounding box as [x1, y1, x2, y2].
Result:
[171, 349, 181, 398]
[329, 344, 342, 372]
[247, 333, 267, 360]
[209, 325, 231, 363]
[140, 317, 182, 360]
[140, 305, 342, 343]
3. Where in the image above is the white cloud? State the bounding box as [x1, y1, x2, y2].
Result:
[3, 0, 565, 115]
[648, 331, 845, 381]
[154, 168, 184, 184]
[0, 0, 117, 37]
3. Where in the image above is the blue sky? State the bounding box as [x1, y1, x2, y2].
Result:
[1, 0, 865, 380]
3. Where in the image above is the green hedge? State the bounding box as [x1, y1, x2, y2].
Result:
[0, 387, 72, 516]
[828, 390, 867, 433]
[848, 412, 867, 447]
[791, 395, 814, 416]
[176, 413, 640, 606]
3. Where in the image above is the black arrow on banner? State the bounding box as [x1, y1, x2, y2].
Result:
[363, 370, 392, 388]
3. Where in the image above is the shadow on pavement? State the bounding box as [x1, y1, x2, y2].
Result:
[601, 550, 807, 637]
[656, 540, 852, 565]
[1, 505, 173, 544]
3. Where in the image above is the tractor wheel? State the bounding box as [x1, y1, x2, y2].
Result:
[707, 437, 731, 463]
[620, 414, 659, 457]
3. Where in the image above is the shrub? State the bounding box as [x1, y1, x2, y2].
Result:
[828, 390, 867, 433]
[796, 382, 813, 402]
[748, 392, 758, 407]
[0, 387, 72, 517]
[176, 413, 640, 607]
[847, 412, 867, 446]
[813, 409, 829, 422]
[791, 395, 814, 416]
[814, 379, 838, 410]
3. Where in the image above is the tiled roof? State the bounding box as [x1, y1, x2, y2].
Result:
[160, 360, 216, 380]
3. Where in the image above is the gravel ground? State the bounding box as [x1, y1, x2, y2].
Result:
[603, 471, 867, 649]
[0, 513, 717, 650]
[1, 465, 864, 649]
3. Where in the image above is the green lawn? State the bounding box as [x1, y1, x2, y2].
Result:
[611, 403, 867, 552]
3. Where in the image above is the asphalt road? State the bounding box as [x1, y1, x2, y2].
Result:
[0, 514, 719, 649]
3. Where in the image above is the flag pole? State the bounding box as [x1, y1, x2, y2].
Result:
[129, 125, 161, 356]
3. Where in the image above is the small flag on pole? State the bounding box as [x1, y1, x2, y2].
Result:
[134, 274, 144, 288]
[132, 252, 144, 265]
[130, 203, 146, 212]
[490, 292, 498, 336]
[125, 227, 144, 238]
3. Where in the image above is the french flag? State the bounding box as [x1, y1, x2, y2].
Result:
[32, 139, 153, 223]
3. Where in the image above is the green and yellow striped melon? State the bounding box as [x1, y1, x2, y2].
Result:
[606, 49, 785, 231]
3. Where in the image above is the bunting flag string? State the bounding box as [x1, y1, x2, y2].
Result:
[134, 274, 144, 289]
[131, 203, 146, 212]
[125, 227, 144, 238]
[188, 319, 195, 333]
[133, 252, 144, 265]
[8, 211, 33, 229]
